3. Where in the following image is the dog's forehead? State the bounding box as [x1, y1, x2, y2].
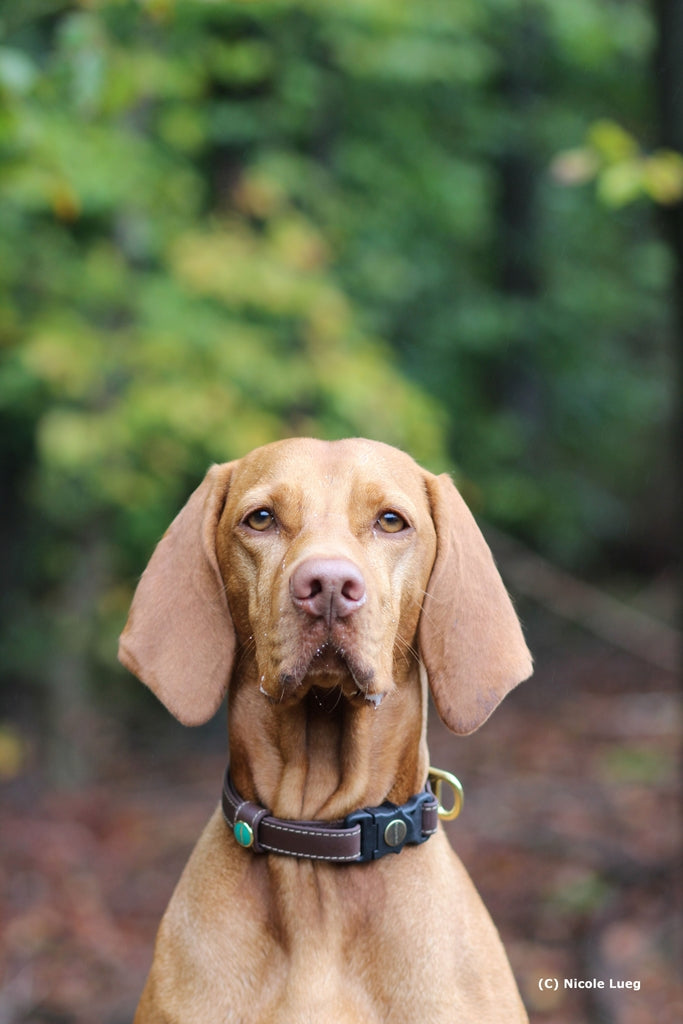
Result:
[232, 438, 427, 504]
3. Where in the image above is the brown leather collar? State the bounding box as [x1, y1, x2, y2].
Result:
[221, 767, 439, 863]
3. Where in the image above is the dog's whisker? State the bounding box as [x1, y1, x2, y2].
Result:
[393, 630, 419, 668]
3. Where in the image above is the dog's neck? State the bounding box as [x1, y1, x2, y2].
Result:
[228, 662, 429, 821]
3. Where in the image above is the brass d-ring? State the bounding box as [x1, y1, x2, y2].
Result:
[428, 766, 464, 821]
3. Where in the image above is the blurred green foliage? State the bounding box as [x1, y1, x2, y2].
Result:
[0, 0, 676, 722]
[553, 119, 683, 207]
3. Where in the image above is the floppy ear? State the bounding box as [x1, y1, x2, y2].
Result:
[418, 473, 532, 735]
[118, 462, 236, 726]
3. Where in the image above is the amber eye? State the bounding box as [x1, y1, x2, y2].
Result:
[245, 508, 275, 532]
[377, 511, 408, 534]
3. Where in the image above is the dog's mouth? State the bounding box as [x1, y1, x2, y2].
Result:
[293, 641, 374, 691]
[308, 643, 357, 678]
[265, 641, 382, 707]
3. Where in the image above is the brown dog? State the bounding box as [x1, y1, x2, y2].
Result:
[119, 437, 532, 1023]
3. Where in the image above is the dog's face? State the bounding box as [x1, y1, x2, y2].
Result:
[119, 437, 532, 734]
[215, 438, 437, 706]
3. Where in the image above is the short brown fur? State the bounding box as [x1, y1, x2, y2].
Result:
[119, 438, 532, 1023]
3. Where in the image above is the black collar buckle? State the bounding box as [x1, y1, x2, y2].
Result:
[345, 788, 437, 862]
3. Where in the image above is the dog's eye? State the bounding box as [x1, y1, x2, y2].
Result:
[377, 511, 408, 534]
[244, 508, 275, 532]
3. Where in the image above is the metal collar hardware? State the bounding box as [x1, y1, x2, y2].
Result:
[428, 766, 465, 821]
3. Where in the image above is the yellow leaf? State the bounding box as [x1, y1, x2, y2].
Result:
[642, 151, 683, 205]
[596, 159, 643, 207]
[51, 180, 81, 222]
[233, 170, 287, 217]
[588, 120, 639, 163]
[0, 724, 26, 780]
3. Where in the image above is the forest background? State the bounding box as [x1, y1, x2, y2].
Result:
[0, 2, 681, 1023]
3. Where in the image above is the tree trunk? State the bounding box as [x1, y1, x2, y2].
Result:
[652, 0, 683, 969]
[653, 0, 683, 428]
[653, 0, 683, 599]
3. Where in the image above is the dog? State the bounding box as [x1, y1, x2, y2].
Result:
[119, 437, 532, 1023]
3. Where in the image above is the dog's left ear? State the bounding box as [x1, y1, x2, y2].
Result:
[418, 472, 532, 735]
[118, 462, 236, 726]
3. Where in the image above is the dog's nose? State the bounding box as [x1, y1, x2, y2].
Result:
[290, 558, 366, 621]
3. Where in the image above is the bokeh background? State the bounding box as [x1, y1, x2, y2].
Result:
[1, 1, 681, 1022]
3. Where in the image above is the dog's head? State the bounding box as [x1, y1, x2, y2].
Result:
[119, 438, 532, 734]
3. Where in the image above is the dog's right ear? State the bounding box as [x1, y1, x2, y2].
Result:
[118, 462, 236, 726]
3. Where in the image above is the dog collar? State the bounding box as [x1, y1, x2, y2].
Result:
[221, 766, 463, 864]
